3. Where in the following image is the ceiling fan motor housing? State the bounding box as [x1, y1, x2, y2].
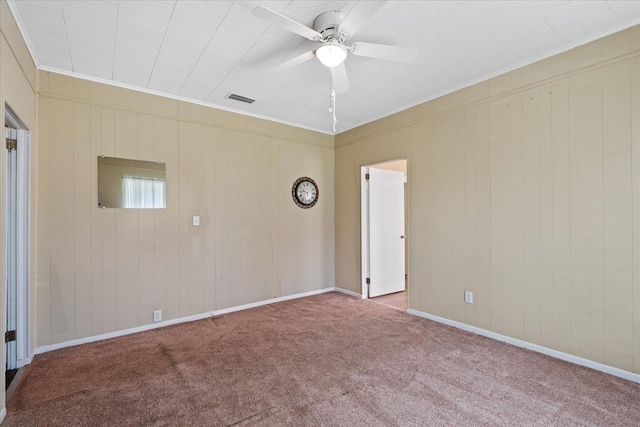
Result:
[313, 11, 347, 42]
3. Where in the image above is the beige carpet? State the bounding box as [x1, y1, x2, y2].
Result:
[5, 292, 640, 426]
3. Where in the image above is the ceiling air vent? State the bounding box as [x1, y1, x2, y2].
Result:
[226, 93, 255, 104]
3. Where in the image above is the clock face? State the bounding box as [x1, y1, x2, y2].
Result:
[292, 177, 319, 209]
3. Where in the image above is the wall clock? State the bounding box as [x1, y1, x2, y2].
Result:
[292, 177, 319, 209]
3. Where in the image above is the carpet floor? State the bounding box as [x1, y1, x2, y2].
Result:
[5, 292, 640, 426]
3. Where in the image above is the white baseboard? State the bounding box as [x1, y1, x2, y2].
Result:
[16, 356, 32, 369]
[407, 308, 640, 384]
[332, 287, 363, 299]
[0, 407, 6, 424]
[34, 311, 212, 355]
[35, 287, 335, 356]
[214, 287, 333, 315]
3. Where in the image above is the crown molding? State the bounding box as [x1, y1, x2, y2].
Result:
[38, 66, 334, 136]
[5, 0, 40, 68]
[338, 20, 640, 135]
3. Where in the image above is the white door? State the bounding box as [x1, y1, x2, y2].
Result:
[368, 168, 405, 297]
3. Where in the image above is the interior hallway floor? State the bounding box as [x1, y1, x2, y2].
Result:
[370, 290, 408, 310]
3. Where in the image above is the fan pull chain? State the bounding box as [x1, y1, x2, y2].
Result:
[331, 89, 337, 132]
[329, 76, 337, 132]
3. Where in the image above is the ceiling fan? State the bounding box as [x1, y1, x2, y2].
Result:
[252, 1, 419, 94]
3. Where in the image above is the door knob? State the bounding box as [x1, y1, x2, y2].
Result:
[400, 236, 405, 239]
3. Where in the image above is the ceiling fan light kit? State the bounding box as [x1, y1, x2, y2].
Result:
[316, 42, 347, 68]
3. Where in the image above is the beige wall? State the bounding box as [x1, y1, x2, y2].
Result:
[335, 25, 640, 374]
[1, 0, 638, 407]
[36, 71, 335, 346]
[0, 0, 37, 408]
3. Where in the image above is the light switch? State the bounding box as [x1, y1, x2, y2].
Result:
[192, 216, 200, 226]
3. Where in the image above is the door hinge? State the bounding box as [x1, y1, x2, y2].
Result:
[6, 138, 16, 151]
[366, 278, 370, 285]
[365, 173, 369, 180]
[5, 330, 16, 343]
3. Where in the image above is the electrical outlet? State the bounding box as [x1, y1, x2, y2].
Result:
[192, 216, 200, 226]
[464, 291, 473, 304]
[153, 310, 162, 322]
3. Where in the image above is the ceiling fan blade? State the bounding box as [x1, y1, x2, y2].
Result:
[351, 42, 419, 63]
[338, 1, 387, 38]
[330, 62, 350, 94]
[252, 6, 321, 40]
[266, 51, 316, 75]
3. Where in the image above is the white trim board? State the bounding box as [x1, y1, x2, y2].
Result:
[339, 19, 640, 135]
[35, 287, 334, 355]
[5, 0, 40, 69]
[36, 66, 333, 137]
[35, 311, 212, 355]
[333, 287, 363, 299]
[0, 407, 6, 424]
[214, 287, 334, 315]
[33, 288, 640, 385]
[360, 166, 370, 299]
[407, 308, 640, 385]
[16, 356, 32, 369]
[15, 129, 31, 371]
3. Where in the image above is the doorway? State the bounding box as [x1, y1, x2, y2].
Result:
[5, 105, 30, 393]
[361, 159, 407, 310]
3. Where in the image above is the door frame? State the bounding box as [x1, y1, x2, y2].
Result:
[5, 105, 31, 371]
[360, 158, 408, 300]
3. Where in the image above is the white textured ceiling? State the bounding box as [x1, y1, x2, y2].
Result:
[9, 0, 640, 134]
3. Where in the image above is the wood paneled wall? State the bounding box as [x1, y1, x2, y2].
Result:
[37, 72, 335, 346]
[335, 26, 640, 374]
[0, 0, 37, 409]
